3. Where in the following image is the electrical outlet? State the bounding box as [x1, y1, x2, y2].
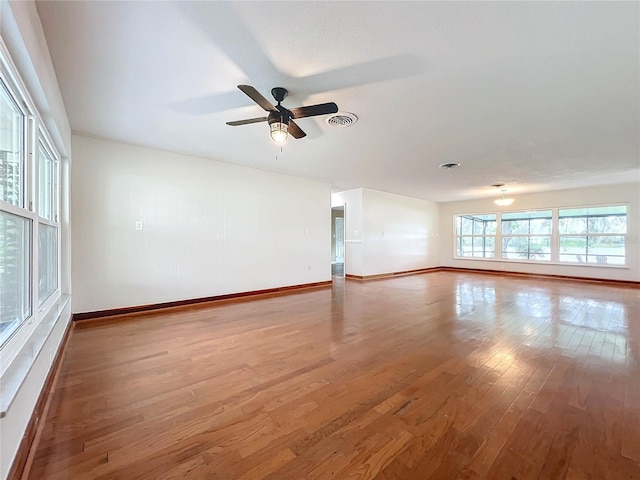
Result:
[135, 221, 143, 231]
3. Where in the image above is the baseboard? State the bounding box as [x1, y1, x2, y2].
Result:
[439, 267, 640, 287]
[72, 281, 333, 322]
[344, 266, 638, 287]
[345, 267, 444, 281]
[7, 320, 74, 480]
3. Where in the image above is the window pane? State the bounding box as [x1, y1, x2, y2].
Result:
[502, 236, 529, 259]
[483, 237, 495, 258]
[38, 223, 58, 305]
[559, 206, 627, 218]
[530, 218, 552, 235]
[501, 235, 550, 261]
[458, 237, 472, 257]
[502, 220, 528, 235]
[502, 211, 552, 234]
[473, 237, 496, 258]
[484, 220, 496, 235]
[472, 236, 484, 256]
[588, 215, 626, 234]
[559, 236, 587, 263]
[0, 211, 31, 346]
[586, 235, 625, 260]
[460, 217, 473, 235]
[38, 143, 53, 220]
[0, 81, 24, 207]
[559, 234, 626, 265]
[529, 236, 551, 260]
[473, 219, 484, 235]
[559, 217, 587, 235]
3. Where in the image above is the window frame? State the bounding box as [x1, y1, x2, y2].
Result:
[36, 127, 61, 308]
[455, 214, 497, 259]
[500, 210, 553, 262]
[557, 206, 627, 266]
[453, 203, 628, 268]
[0, 39, 62, 366]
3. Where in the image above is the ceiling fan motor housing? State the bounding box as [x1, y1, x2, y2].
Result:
[271, 87, 288, 103]
[268, 109, 290, 125]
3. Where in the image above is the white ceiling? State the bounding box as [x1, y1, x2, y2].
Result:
[36, 1, 639, 202]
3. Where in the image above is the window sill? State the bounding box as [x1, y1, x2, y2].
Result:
[0, 295, 70, 418]
[452, 257, 629, 269]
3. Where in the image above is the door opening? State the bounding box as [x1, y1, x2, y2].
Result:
[331, 206, 345, 277]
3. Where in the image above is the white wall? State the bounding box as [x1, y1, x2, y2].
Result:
[0, 1, 72, 478]
[439, 183, 640, 282]
[362, 188, 439, 276]
[332, 188, 439, 277]
[71, 134, 332, 313]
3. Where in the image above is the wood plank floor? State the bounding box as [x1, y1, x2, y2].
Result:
[27, 272, 640, 479]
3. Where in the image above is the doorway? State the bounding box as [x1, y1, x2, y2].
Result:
[331, 206, 345, 277]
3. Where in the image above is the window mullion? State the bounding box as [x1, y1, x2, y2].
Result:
[496, 214, 503, 260]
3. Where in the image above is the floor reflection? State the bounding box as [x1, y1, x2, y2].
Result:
[449, 275, 636, 367]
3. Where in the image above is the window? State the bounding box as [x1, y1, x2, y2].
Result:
[1, 46, 61, 349]
[559, 206, 626, 265]
[37, 141, 59, 305]
[456, 214, 496, 258]
[454, 205, 626, 267]
[501, 210, 552, 261]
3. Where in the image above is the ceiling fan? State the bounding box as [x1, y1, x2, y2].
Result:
[226, 85, 338, 143]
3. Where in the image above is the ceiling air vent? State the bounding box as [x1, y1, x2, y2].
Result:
[439, 162, 461, 169]
[325, 112, 358, 128]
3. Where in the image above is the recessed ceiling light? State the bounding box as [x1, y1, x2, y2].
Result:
[439, 162, 461, 169]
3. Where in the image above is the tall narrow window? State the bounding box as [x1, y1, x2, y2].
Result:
[1, 76, 30, 346]
[37, 141, 59, 305]
[501, 210, 552, 261]
[559, 206, 626, 265]
[455, 214, 496, 258]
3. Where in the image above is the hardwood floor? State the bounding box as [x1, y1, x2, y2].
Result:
[26, 272, 640, 479]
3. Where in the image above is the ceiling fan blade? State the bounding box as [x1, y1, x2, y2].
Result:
[288, 120, 306, 139]
[238, 85, 278, 112]
[289, 102, 338, 119]
[226, 116, 267, 126]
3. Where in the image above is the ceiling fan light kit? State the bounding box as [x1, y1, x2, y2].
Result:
[226, 85, 338, 144]
[268, 115, 289, 144]
[493, 185, 515, 206]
